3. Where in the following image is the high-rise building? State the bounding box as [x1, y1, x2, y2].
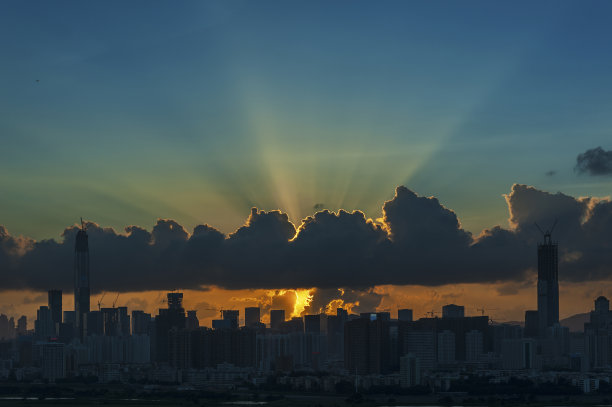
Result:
[344, 318, 390, 374]
[537, 231, 559, 337]
[442, 304, 464, 319]
[132, 310, 152, 335]
[222, 310, 239, 329]
[48, 290, 62, 330]
[398, 309, 413, 322]
[437, 330, 456, 364]
[35, 306, 55, 339]
[155, 292, 186, 363]
[400, 353, 420, 387]
[524, 310, 539, 338]
[39, 342, 66, 382]
[304, 314, 327, 333]
[465, 330, 483, 362]
[74, 221, 90, 339]
[186, 310, 199, 330]
[245, 307, 261, 327]
[17, 316, 27, 335]
[270, 310, 285, 330]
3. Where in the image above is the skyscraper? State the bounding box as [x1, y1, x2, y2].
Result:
[74, 220, 90, 339]
[48, 290, 62, 330]
[537, 230, 559, 337]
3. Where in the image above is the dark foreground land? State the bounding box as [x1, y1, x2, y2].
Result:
[2, 383, 612, 407]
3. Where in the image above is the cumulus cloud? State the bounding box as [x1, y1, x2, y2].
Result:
[576, 147, 612, 175]
[1, 185, 612, 293]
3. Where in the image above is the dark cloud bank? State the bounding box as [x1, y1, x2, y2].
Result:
[1, 185, 612, 293]
[576, 147, 612, 175]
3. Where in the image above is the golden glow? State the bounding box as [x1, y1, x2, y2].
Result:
[292, 289, 313, 318]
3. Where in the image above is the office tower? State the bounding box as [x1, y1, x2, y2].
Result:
[465, 330, 484, 362]
[398, 309, 413, 322]
[537, 230, 559, 337]
[222, 310, 239, 329]
[186, 310, 199, 330]
[437, 330, 456, 364]
[400, 353, 420, 387]
[245, 307, 261, 327]
[35, 306, 55, 339]
[39, 342, 66, 382]
[17, 316, 27, 335]
[442, 304, 464, 318]
[74, 221, 90, 339]
[270, 310, 285, 330]
[344, 318, 390, 374]
[524, 310, 539, 338]
[132, 310, 152, 335]
[48, 290, 62, 330]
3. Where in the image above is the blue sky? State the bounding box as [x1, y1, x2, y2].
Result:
[2, 0, 612, 240]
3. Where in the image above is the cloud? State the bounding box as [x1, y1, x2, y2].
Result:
[575, 147, 612, 175]
[22, 294, 47, 305]
[1, 185, 612, 293]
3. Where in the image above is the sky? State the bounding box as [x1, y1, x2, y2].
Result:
[1, 1, 612, 326]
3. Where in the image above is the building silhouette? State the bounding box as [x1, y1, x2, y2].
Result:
[537, 230, 559, 337]
[442, 304, 464, 319]
[48, 290, 62, 333]
[245, 307, 261, 327]
[398, 309, 413, 322]
[222, 310, 239, 329]
[74, 221, 90, 339]
[270, 310, 285, 330]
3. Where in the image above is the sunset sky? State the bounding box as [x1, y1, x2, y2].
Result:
[2, 1, 612, 327]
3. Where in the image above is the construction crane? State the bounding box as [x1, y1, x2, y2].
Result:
[112, 293, 120, 308]
[97, 292, 106, 311]
[425, 310, 438, 318]
[203, 307, 223, 318]
[475, 307, 497, 317]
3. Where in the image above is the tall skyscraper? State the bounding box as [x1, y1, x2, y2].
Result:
[48, 290, 62, 329]
[537, 230, 559, 337]
[74, 220, 90, 338]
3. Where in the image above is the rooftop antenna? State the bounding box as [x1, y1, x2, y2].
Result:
[534, 219, 558, 244]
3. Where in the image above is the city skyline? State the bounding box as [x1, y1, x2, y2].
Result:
[2, 182, 612, 327]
